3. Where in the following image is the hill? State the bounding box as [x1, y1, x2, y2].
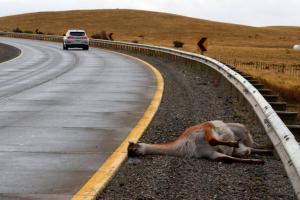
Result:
[1, 9, 300, 63]
[0, 9, 299, 48]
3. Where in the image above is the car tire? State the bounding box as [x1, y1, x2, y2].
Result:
[65, 45, 69, 50]
[63, 44, 66, 50]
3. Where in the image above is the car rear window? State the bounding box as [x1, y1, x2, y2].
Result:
[70, 32, 85, 36]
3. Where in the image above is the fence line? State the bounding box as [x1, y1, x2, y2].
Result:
[217, 58, 300, 77]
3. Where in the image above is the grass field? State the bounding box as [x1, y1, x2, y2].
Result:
[0, 9, 299, 104]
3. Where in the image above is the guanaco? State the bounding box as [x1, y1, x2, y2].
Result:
[128, 120, 273, 164]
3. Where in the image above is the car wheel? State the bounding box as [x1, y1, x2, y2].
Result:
[65, 45, 69, 50]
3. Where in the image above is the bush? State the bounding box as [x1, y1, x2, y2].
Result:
[23, 30, 33, 34]
[35, 29, 43, 34]
[12, 27, 22, 33]
[90, 33, 101, 39]
[91, 31, 109, 40]
[173, 40, 184, 48]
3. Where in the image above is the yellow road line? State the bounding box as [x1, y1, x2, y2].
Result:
[72, 53, 164, 200]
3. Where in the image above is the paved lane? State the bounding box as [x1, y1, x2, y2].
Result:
[0, 38, 156, 199]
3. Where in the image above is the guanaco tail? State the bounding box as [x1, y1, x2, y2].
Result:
[128, 120, 273, 164]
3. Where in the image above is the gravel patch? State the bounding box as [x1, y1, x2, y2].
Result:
[98, 55, 295, 200]
[0, 42, 21, 63]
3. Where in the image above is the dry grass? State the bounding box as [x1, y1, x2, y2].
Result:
[241, 69, 300, 101]
[209, 46, 300, 66]
[237, 68, 300, 120]
[0, 9, 299, 104]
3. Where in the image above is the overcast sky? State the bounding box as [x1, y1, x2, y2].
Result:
[1, 0, 299, 27]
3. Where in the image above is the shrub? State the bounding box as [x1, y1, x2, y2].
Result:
[91, 33, 101, 39]
[23, 30, 33, 34]
[35, 29, 43, 34]
[173, 40, 184, 48]
[12, 27, 22, 33]
[91, 31, 109, 40]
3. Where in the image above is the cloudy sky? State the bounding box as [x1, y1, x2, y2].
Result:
[1, 0, 299, 27]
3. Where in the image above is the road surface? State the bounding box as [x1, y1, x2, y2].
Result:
[0, 37, 156, 199]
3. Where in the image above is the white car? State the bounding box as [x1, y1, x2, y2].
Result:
[63, 30, 89, 50]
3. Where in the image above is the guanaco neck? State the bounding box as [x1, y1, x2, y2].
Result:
[141, 142, 182, 157]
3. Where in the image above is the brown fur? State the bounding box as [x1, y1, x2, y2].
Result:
[128, 120, 273, 164]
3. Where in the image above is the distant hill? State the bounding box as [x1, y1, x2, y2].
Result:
[0, 9, 299, 65]
[1, 9, 299, 48]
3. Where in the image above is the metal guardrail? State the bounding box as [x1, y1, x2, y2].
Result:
[1, 32, 300, 198]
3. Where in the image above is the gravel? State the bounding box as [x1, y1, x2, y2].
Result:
[97, 54, 296, 200]
[0, 42, 21, 63]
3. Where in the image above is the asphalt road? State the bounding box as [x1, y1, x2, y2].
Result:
[0, 43, 21, 63]
[0, 38, 156, 200]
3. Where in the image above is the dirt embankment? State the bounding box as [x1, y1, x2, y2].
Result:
[98, 55, 295, 200]
[0, 43, 21, 63]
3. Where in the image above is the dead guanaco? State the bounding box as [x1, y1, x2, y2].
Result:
[128, 120, 273, 164]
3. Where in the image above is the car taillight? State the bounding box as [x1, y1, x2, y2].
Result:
[67, 36, 75, 39]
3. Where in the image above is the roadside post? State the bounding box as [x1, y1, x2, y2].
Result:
[197, 37, 208, 55]
[109, 33, 114, 40]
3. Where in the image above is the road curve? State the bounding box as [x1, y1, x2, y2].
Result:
[0, 37, 156, 199]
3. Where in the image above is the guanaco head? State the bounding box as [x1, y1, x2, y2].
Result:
[128, 142, 143, 157]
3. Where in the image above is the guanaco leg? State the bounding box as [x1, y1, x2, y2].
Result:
[203, 126, 239, 148]
[211, 152, 264, 164]
[250, 148, 273, 156]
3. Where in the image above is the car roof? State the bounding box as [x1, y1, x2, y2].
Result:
[67, 30, 86, 32]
